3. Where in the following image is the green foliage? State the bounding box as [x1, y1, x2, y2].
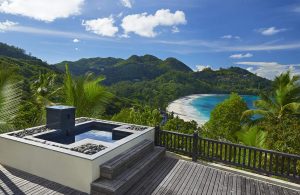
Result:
[259, 115, 300, 154]
[242, 71, 300, 154]
[56, 55, 271, 108]
[242, 71, 300, 122]
[111, 106, 162, 127]
[55, 55, 192, 85]
[63, 64, 113, 117]
[162, 116, 198, 134]
[236, 126, 267, 148]
[0, 67, 22, 132]
[204, 93, 249, 142]
[110, 67, 271, 108]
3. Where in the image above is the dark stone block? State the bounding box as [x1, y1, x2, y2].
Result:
[46, 105, 75, 135]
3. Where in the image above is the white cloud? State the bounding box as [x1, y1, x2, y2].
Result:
[82, 17, 118, 37]
[158, 39, 300, 53]
[235, 61, 300, 80]
[0, 20, 17, 32]
[195, 65, 212, 72]
[257, 27, 286, 36]
[121, 9, 186, 38]
[75, 47, 79, 51]
[117, 12, 123, 18]
[120, 0, 132, 8]
[246, 67, 253, 72]
[221, 35, 240, 39]
[171, 26, 179, 33]
[5, 25, 118, 42]
[293, 6, 300, 13]
[73, 38, 80, 43]
[229, 53, 253, 59]
[0, 0, 84, 22]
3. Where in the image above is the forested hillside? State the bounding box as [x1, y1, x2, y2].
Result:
[55, 55, 271, 107]
[0, 43, 61, 80]
[1, 42, 272, 109]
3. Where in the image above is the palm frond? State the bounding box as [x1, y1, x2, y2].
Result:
[241, 109, 271, 121]
[0, 81, 22, 132]
[236, 126, 267, 148]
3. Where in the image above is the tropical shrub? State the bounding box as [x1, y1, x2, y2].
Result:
[64, 64, 113, 117]
[111, 106, 162, 127]
[204, 93, 249, 142]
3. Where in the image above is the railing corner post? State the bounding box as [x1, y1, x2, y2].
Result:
[154, 125, 160, 146]
[192, 130, 198, 162]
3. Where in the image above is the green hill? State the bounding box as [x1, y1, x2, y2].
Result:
[110, 68, 271, 107]
[0, 43, 60, 80]
[0, 42, 272, 108]
[54, 54, 193, 85]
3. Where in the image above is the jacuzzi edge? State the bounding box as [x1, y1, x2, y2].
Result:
[0, 118, 155, 193]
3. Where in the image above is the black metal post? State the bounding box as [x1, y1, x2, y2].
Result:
[192, 131, 198, 162]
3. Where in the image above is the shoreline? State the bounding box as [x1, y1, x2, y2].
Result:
[166, 94, 215, 126]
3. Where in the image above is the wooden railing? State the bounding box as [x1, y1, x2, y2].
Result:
[154, 127, 300, 183]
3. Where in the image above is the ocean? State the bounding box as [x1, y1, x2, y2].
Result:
[167, 94, 258, 125]
[191, 94, 259, 123]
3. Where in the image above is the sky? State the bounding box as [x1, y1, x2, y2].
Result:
[0, 0, 300, 80]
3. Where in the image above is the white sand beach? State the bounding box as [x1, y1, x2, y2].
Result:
[166, 94, 214, 126]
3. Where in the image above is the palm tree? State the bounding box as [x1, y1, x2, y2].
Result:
[64, 64, 113, 117]
[242, 71, 300, 122]
[0, 69, 21, 133]
[236, 126, 267, 148]
[32, 72, 61, 106]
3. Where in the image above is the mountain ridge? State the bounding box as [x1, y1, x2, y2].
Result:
[0, 41, 272, 107]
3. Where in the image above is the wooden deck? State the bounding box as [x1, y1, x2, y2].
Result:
[126, 157, 300, 195]
[1, 158, 300, 195]
[0, 164, 87, 195]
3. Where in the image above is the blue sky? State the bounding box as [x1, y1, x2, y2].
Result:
[0, 0, 300, 79]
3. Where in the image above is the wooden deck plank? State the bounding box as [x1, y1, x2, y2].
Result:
[231, 174, 237, 195]
[103, 156, 300, 195]
[151, 159, 185, 195]
[162, 161, 190, 194]
[221, 172, 230, 195]
[226, 173, 234, 195]
[163, 161, 190, 195]
[182, 163, 204, 195]
[3, 156, 300, 195]
[125, 157, 177, 195]
[173, 162, 197, 195]
[205, 169, 219, 195]
[196, 166, 214, 194]
[191, 165, 209, 194]
[188, 164, 207, 195]
[210, 170, 221, 195]
[215, 169, 226, 195]
[236, 175, 242, 195]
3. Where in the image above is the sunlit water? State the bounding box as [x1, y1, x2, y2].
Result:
[190, 94, 258, 123]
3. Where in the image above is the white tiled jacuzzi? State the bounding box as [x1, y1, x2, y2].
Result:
[0, 118, 155, 193]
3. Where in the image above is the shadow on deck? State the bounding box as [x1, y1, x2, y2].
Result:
[0, 164, 87, 195]
[126, 157, 300, 195]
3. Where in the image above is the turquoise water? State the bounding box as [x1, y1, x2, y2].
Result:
[190, 94, 259, 122]
[75, 130, 116, 143]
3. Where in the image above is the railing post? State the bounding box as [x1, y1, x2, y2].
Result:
[192, 131, 198, 162]
[154, 126, 160, 146]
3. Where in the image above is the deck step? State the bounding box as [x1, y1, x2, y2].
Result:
[91, 146, 165, 195]
[100, 139, 154, 179]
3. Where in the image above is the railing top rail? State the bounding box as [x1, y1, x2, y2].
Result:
[158, 129, 194, 137]
[158, 129, 300, 159]
[201, 137, 300, 159]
